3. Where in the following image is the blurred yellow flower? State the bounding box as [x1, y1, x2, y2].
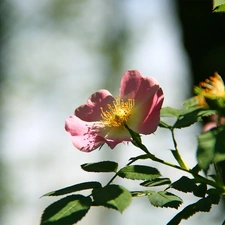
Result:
[194, 72, 225, 109]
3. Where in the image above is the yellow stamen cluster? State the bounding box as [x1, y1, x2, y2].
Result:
[100, 98, 135, 127]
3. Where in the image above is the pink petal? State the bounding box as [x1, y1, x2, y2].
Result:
[203, 122, 217, 132]
[75, 90, 115, 122]
[65, 116, 132, 151]
[120, 70, 164, 134]
[65, 116, 105, 152]
[66, 70, 164, 151]
[119, 70, 160, 104]
[135, 88, 164, 134]
[105, 139, 129, 149]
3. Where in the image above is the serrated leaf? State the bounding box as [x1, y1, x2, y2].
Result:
[207, 190, 221, 205]
[42, 181, 102, 197]
[193, 184, 207, 198]
[197, 126, 225, 171]
[81, 161, 118, 173]
[118, 165, 161, 180]
[92, 185, 132, 213]
[171, 176, 197, 193]
[167, 196, 214, 225]
[160, 107, 182, 118]
[140, 178, 171, 187]
[148, 191, 182, 209]
[40, 195, 92, 225]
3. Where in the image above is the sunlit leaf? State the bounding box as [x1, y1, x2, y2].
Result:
[160, 106, 215, 128]
[40, 195, 91, 225]
[92, 185, 132, 213]
[81, 161, 118, 173]
[42, 181, 102, 197]
[160, 107, 182, 118]
[148, 191, 182, 209]
[183, 97, 198, 109]
[213, 0, 225, 12]
[118, 165, 161, 180]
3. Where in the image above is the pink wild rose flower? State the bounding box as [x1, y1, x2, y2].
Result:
[65, 70, 164, 152]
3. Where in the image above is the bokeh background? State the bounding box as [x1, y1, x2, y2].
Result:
[0, 0, 224, 225]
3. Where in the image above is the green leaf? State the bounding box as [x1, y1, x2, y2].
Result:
[131, 190, 153, 197]
[140, 178, 171, 187]
[173, 108, 215, 129]
[81, 161, 118, 173]
[167, 196, 215, 225]
[171, 176, 197, 193]
[193, 184, 207, 198]
[160, 106, 215, 129]
[42, 181, 102, 197]
[148, 191, 182, 209]
[118, 165, 161, 180]
[207, 188, 221, 196]
[183, 97, 198, 109]
[92, 184, 132, 213]
[197, 131, 215, 171]
[207, 189, 221, 205]
[129, 154, 151, 161]
[40, 195, 92, 225]
[160, 107, 182, 118]
[124, 124, 142, 145]
[213, 0, 225, 12]
[197, 126, 225, 171]
[124, 125, 150, 154]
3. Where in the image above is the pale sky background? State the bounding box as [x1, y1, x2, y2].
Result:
[1, 0, 224, 225]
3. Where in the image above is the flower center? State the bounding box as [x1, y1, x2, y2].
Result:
[100, 97, 135, 127]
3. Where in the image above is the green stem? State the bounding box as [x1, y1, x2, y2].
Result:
[147, 152, 225, 192]
[123, 124, 225, 193]
[106, 151, 225, 192]
[171, 128, 189, 170]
